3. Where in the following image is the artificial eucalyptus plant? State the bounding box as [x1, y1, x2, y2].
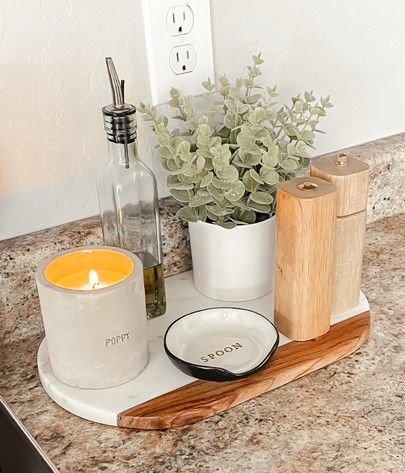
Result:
[139, 54, 332, 228]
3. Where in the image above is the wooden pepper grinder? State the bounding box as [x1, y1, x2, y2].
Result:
[310, 153, 369, 314]
[274, 176, 337, 341]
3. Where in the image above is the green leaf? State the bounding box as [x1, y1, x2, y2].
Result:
[242, 168, 263, 192]
[300, 157, 310, 167]
[169, 87, 180, 99]
[216, 165, 239, 182]
[301, 130, 315, 142]
[207, 183, 228, 208]
[195, 205, 207, 221]
[249, 191, 273, 205]
[240, 150, 262, 166]
[165, 158, 181, 171]
[304, 91, 316, 102]
[260, 167, 280, 185]
[232, 199, 253, 211]
[249, 168, 264, 184]
[170, 189, 191, 203]
[211, 144, 231, 169]
[236, 132, 255, 149]
[195, 155, 205, 173]
[198, 124, 212, 136]
[244, 94, 261, 104]
[223, 181, 245, 202]
[261, 144, 279, 167]
[217, 126, 231, 140]
[189, 193, 213, 207]
[286, 143, 296, 156]
[219, 75, 230, 87]
[159, 145, 174, 159]
[310, 107, 325, 116]
[267, 85, 278, 97]
[202, 78, 215, 92]
[168, 99, 180, 108]
[176, 206, 198, 222]
[206, 205, 234, 217]
[224, 112, 243, 129]
[247, 107, 266, 125]
[197, 188, 210, 197]
[156, 132, 170, 145]
[216, 220, 236, 229]
[231, 208, 256, 224]
[252, 53, 264, 65]
[212, 154, 229, 170]
[224, 99, 236, 112]
[232, 159, 252, 169]
[168, 182, 194, 191]
[211, 177, 233, 190]
[280, 158, 298, 172]
[207, 182, 223, 197]
[245, 200, 271, 214]
[200, 171, 213, 188]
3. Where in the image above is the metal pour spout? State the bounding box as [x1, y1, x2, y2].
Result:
[102, 56, 137, 167]
[105, 57, 124, 108]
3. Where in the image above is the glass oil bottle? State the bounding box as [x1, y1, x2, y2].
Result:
[97, 57, 166, 318]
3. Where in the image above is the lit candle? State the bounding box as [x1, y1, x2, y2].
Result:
[36, 246, 148, 389]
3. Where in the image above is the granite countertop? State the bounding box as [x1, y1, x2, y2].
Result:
[0, 214, 403, 472]
[1, 134, 404, 472]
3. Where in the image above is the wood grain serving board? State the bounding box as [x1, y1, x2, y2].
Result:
[38, 271, 370, 430]
[118, 311, 370, 429]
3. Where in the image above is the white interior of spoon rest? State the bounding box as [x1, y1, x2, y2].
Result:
[165, 308, 278, 374]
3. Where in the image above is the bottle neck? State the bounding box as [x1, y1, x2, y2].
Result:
[107, 140, 139, 167]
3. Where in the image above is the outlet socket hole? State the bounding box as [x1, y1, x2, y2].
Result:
[166, 5, 194, 36]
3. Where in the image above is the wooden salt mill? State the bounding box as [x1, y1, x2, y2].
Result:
[310, 153, 369, 314]
[274, 176, 337, 341]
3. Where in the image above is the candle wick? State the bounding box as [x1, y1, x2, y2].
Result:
[88, 269, 100, 290]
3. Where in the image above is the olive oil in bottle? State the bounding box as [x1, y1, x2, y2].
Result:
[138, 252, 166, 319]
[97, 57, 166, 319]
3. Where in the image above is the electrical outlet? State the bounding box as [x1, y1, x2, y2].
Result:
[133, 0, 214, 105]
[166, 5, 194, 36]
[169, 44, 197, 74]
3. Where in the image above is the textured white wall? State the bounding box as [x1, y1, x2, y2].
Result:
[0, 0, 141, 240]
[1, 0, 404, 240]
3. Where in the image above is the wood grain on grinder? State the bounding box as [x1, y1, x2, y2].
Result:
[310, 154, 369, 217]
[274, 176, 337, 341]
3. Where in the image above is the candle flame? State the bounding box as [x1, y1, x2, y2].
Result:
[88, 269, 100, 290]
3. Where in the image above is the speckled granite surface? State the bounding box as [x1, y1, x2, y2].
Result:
[0, 133, 404, 472]
[0, 214, 403, 472]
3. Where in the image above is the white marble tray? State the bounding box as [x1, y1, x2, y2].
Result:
[38, 270, 370, 427]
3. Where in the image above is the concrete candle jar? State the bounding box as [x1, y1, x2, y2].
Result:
[36, 247, 148, 389]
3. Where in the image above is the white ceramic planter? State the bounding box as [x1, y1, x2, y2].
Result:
[188, 217, 276, 301]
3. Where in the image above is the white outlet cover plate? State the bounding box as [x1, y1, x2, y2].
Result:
[139, 0, 214, 105]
